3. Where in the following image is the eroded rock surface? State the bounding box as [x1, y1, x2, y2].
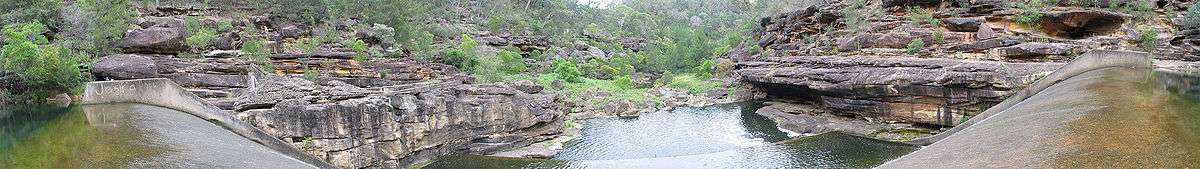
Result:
[232, 71, 565, 168]
[737, 56, 1062, 126]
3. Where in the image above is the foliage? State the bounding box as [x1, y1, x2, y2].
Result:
[551, 58, 583, 83]
[932, 21, 945, 44]
[0, 0, 61, 26]
[78, 0, 135, 56]
[1184, 3, 1200, 29]
[907, 39, 925, 54]
[1013, 0, 1045, 28]
[715, 59, 735, 78]
[186, 27, 216, 49]
[443, 34, 479, 69]
[1137, 26, 1158, 51]
[496, 48, 528, 74]
[907, 6, 935, 26]
[843, 0, 880, 32]
[1123, 0, 1155, 22]
[349, 38, 369, 63]
[693, 59, 716, 79]
[241, 26, 271, 71]
[1, 22, 83, 99]
[303, 64, 317, 81]
[667, 75, 723, 94]
[613, 75, 633, 89]
[1069, 0, 1090, 7]
[217, 20, 234, 32]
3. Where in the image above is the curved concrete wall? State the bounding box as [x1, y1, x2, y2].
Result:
[904, 50, 1153, 145]
[81, 78, 336, 169]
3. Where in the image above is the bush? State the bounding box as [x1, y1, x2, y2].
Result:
[842, 0, 879, 32]
[0, 0, 61, 26]
[79, 0, 134, 55]
[444, 34, 478, 69]
[907, 39, 925, 54]
[932, 21, 945, 44]
[1184, 3, 1200, 29]
[349, 38, 369, 63]
[613, 75, 633, 89]
[693, 59, 716, 79]
[217, 20, 234, 32]
[1137, 27, 1158, 51]
[303, 64, 317, 80]
[551, 59, 583, 83]
[907, 6, 935, 26]
[496, 49, 527, 74]
[241, 27, 271, 71]
[1, 22, 83, 99]
[715, 59, 735, 78]
[667, 75, 722, 94]
[186, 28, 216, 49]
[1013, 0, 1045, 28]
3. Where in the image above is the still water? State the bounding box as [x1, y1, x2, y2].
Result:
[0, 103, 314, 168]
[425, 102, 917, 169]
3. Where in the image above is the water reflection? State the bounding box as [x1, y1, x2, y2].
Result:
[0, 104, 315, 168]
[425, 102, 916, 169]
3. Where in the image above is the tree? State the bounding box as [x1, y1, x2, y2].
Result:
[1, 22, 83, 100]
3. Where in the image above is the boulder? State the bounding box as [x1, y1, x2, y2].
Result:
[942, 17, 984, 32]
[976, 24, 997, 40]
[512, 80, 544, 94]
[214, 32, 240, 50]
[119, 18, 188, 54]
[354, 24, 396, 48]
[92, 54, 160, 80]
[279, 24, 309, 39]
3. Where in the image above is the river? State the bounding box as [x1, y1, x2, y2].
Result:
[423, 102, 917, 169]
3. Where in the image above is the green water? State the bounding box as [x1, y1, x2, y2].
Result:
[425, 102, 916, 169]
[0, 103, 314, 168]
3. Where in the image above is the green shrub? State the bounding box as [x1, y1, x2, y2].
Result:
[667, 75, 722, 94]
[551, 59, 583, 83]
[1183, 3, 1200, 29]
[303, 64, 317, 80]
[444, 34, 478, 69]
[907, 6, 935, 26]
[0, 0, 62, 26]
[1137, 27, 1158, 51]
[842, 0, 879, 32]
[1069, 0, 1090, 7]
[715, 59, 735, 78]
[693, 59, 716, 79]
[907, 39, 925, 54]
[217, 20, 234, 32]
[472, 55, 504, 82]
[186, 28, 216, 49]
[349, 38, 369, 63]
[79, 0, 134, 55]
[613, 75, 633, 89]
[496, 49, 527, 74]
[241, 27, 271, 71]
[1, 22, 83, 99]
[932, 21, 945, 44]
[1013, 0, 1045, 28]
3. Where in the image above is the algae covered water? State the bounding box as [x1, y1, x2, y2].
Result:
[425, 102, 917, 169]
[0, 103, 314, 168]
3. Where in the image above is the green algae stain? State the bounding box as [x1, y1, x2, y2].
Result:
[0, 105, 163, 169]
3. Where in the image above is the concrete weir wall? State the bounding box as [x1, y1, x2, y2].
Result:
[81, 78, 337, 169]
[904, 50, 1154, 145]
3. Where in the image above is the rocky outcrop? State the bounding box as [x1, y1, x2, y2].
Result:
[119, 17, 188, 54]
[231, 71, 565, 168]
[737, 55, 1062, 126]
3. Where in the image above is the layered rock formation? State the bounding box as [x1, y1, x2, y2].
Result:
[738, 56, 1060, 126]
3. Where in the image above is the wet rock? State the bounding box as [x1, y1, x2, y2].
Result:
[942, 17, 984, 32]
[92, 54, 160, 80]
[994, 42, 1081, 59]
